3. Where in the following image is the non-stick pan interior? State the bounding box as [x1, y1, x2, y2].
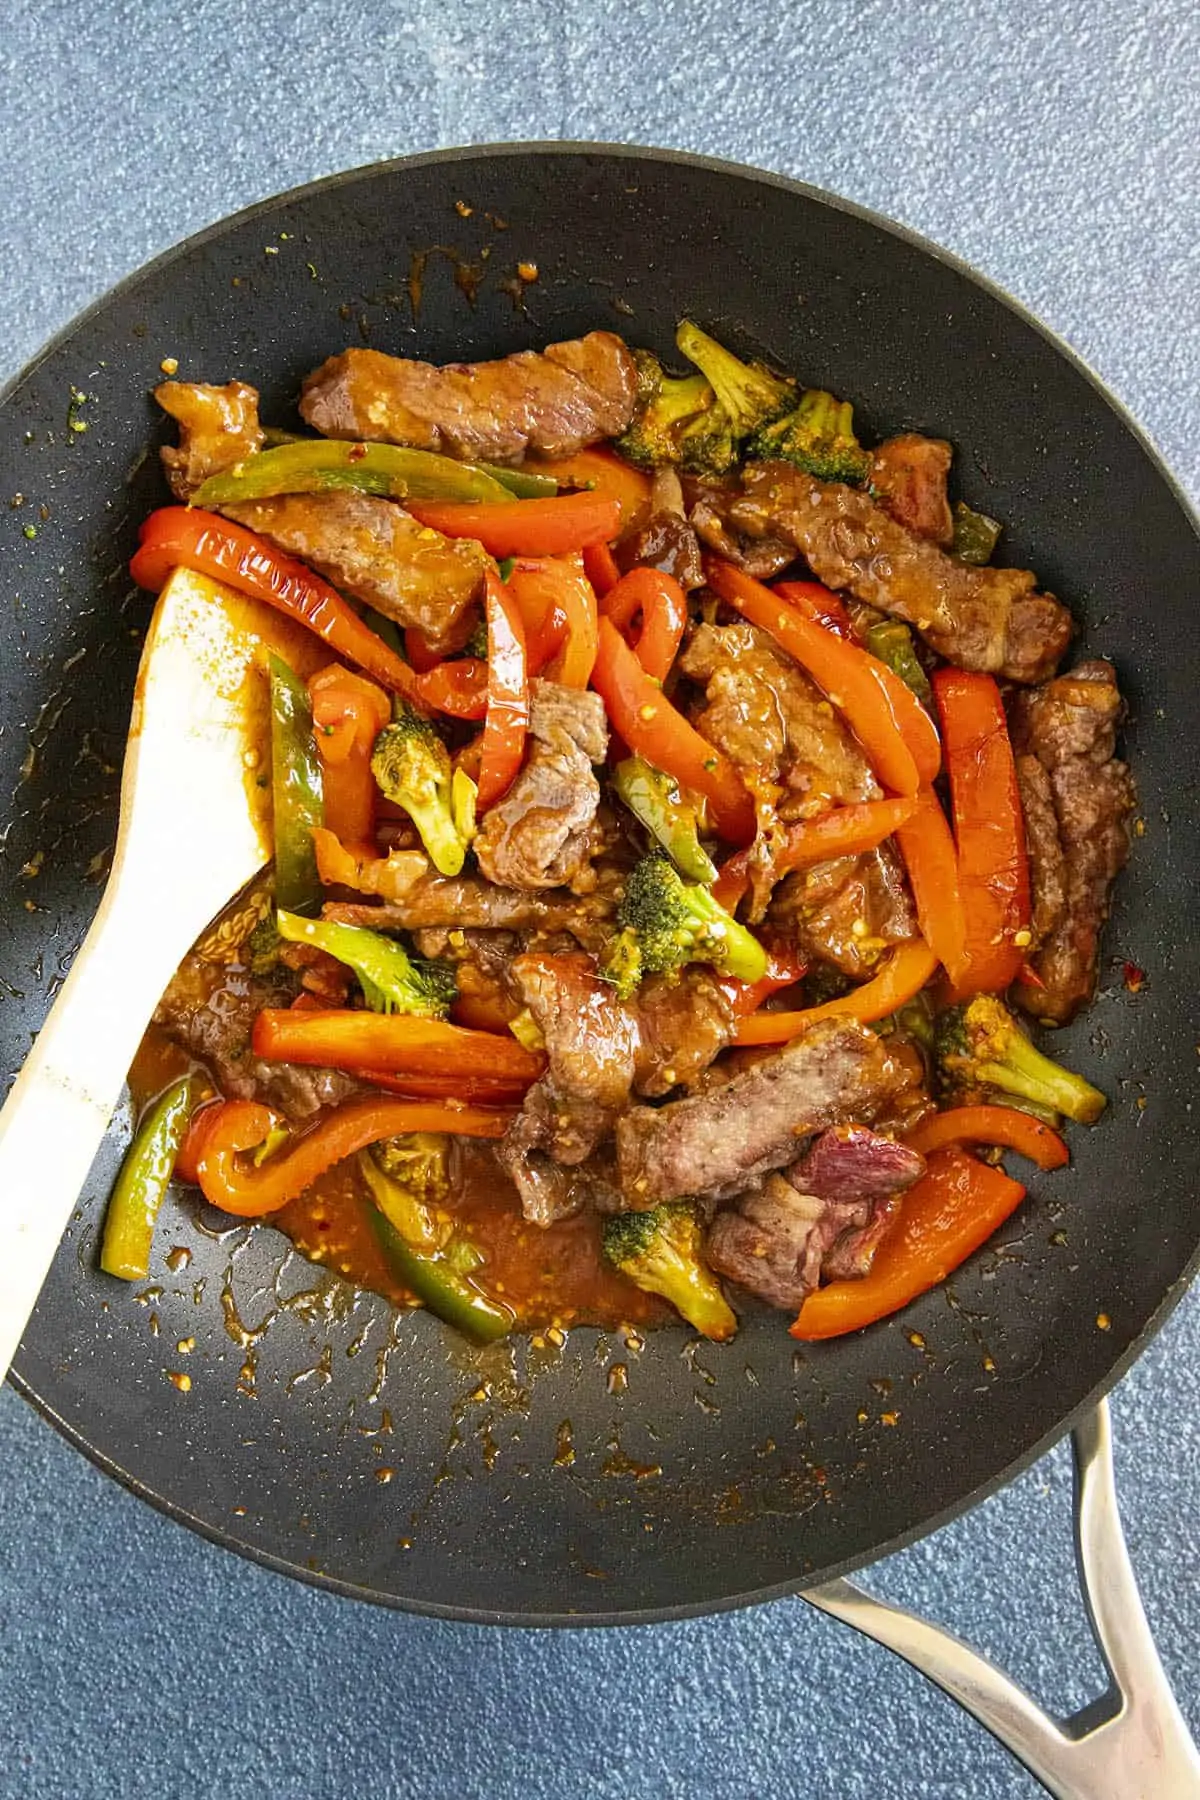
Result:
[4, 146, 1198, 1622]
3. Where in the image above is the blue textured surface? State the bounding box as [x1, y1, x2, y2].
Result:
[1, 4, 1198, 1796]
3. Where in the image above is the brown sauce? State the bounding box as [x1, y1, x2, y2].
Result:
[129, 1025, 664, 1333]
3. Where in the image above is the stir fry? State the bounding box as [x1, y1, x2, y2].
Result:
[101, 321, 1134, 1345]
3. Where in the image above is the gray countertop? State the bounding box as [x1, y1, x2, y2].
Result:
[1, 3, 1197, 1795]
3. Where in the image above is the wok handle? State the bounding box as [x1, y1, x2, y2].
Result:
[805, 1401, 1200, 1799]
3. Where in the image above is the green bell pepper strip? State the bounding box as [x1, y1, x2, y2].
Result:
[100, 1078, 193, 1281]
[951, 501, 1003, 566]
[192, 440, 517, 508]
[611, 755, 719, 884]
[477, 463, 559, 499]
[360, 1154, 513, 1342]
[865, 619, 933, 708]
[269, 652, 324, 915]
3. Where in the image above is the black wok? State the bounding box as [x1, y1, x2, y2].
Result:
[3, 145, 1198, 1626]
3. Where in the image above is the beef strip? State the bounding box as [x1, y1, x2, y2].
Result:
[474, 682, 608, 891]
[615, 1017, 906, 1207]
[324, 877, 616, 949]
[1015, 754, 1068, 951]
[633, 969, 738, 1097]
[221, 491, 485, 654]
[1009, 659, 1135, 1024]
[155, 380, 265, 500]
[155, 956, 359, 1121]
[680, 621, 879, 809]
[868, 433, 954, 545]
[706, 1125, 925, 1310]
[496, 953, 638, 1225]
[680, 619, 884, 920]
[685, 475, 797, 579]
[299, 333, 638, 464]
[615, 468, 704, 590]
[497, 954, 737, 1223]
[768, 842, 917, 977]
[730, 462, 1073, 684]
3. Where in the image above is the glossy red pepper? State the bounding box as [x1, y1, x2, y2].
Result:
[251, 1007, 546, 1083]
[905, 1105, 1069, 1171]
[192, 1095, 513, 1218]
[733, 940, 940, 1044]
[933, 668, 1031, 995]
[406, 492, 621, 557]
[589, 617, 756, 845]
[476, 568, 530, 811]
[600, 567, 688, 683]
[308, 664, 391, 853]
[791, 1146, 1027, 1339]
[130, 508, 423, 702]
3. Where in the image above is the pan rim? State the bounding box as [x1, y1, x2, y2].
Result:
[6, 139, 1199, 1627]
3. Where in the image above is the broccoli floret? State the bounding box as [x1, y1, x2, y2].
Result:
[275, 911, 456, 1016]
[461, 613, 489, 659]
[603, 1201, 737, 1341]
[677, 404, 741, 479]
[600, 850, 767, 1000]
[614, 349, 715, 470]
[675, 320, 795, 439]
[370, 703, 476, 877]
[246, 910, 285, 976]
[935, 995, 1106, 1125]
[749, 389, 872, 485]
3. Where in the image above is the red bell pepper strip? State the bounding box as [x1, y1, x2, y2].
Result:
[476, 569, 530, 811]
[773, 579, 855, 639]
[933, 668, 1031, 996]
[252, 1007, 546, 1083]
[790, 1146, 1027, 1339]
[506, 557, 598, 688]
[718, 947, 809, 1016]
[704, 556, 919, 796]
[733, 939, 939, 1044]
[308, 664, 391, 853]
[361, 1069, 531, 1104]
[894, 787, 968, 983]
[583, 541, 622, 598]
[404, 628, 443, 674]
[129, 507, 423, 703]
[600, 567, 688, 683]
[192, 1095, 512, 1218]
[406, 493, 621, 558]
[525, 446, 653, 532]
[711, 798, 917, 915]
[776, 579, 941, 783]
[413, 658, 489, 722]
[905, 1105, 1069, 1171]
[590, 616, 756, 845]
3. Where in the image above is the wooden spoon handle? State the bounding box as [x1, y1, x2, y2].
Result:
[0, 885, 190, 1380]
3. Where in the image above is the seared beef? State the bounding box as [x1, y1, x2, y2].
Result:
[512, 953, 640, 1111]
[155, 380, 264, 501]
[615, 1017, 905, 1207]
[474, 682, 608, 891]
[1015, 754, 1068, 951]
[686, 476, 797, 579]
[222, 491, 485, 654]
[616, 468, 704, 590]
[633, 969, 738, 1097]
[768, 843, 917, 977]
[498, 954, 636, 1225]
[498, 954, 738, 1223]
[1009, 660, 1135, 1024]
[300, 334, 638, 464]
[706, 1125, 925, 1310]
[323, 862, 616, 950]
[155, 957, 358, 1121]
[731, 462, 1073, 684]
[681, 621, 878, 807]
[495, 1088, 622, 1227]
[869, 433, 954, 545]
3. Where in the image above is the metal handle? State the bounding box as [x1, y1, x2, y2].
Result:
[805, 1401, 1200, 1799]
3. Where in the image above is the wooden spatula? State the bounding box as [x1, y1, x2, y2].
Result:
[0, 568, 325, 1379]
